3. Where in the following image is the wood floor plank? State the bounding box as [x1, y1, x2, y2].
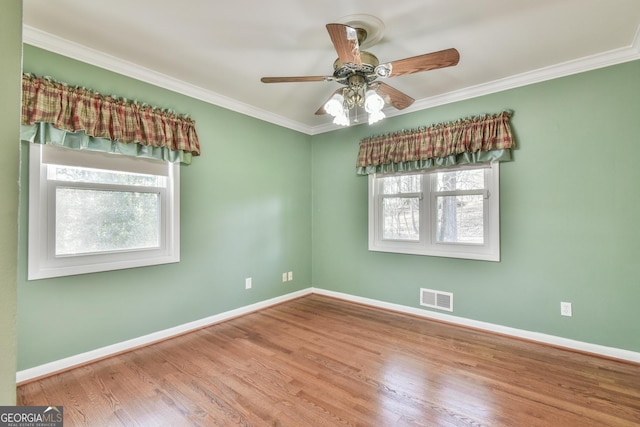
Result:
[17, 295, 640, 426]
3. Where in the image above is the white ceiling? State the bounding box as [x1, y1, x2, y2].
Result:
[22, 0, 640, 134]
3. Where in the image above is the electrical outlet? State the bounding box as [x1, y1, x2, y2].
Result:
[245, 277, 252, 289]
[282, 272, 288, 282]
[287, 271, 293, 281]
[560, 301, 572, 317]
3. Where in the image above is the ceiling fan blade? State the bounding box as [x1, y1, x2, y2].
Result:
[326, 23, 362, 65]
[315, 89, 343, 115]
[384, 48, 460, 78]
[261, 76, 328, 83]
[376, 83, 415, 110]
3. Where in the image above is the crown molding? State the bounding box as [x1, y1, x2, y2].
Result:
[383, 24, 640, 122]
[24, 25, 640, 136]
[22, 25, 314, 135]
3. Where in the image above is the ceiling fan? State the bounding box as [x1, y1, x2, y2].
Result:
[261, 21, 460, 125]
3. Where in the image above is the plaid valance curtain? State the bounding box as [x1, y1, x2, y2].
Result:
[21, 73, 200, 164]
[356, 111, 515, 175]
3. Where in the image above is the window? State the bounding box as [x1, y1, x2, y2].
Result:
[368, 163, 500, 261]
[28, 144, 180, 280]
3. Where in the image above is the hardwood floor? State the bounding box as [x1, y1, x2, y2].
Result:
[17, 295, 640, 426]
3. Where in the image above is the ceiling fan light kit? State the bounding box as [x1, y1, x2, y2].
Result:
[324, 93, 345, 117]
[364, 90, 386, 125]
[324, 82, 387, 127]
[261, 16, 460, 127]
[364, 90, 384, 113]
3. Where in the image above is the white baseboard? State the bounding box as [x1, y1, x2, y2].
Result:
[312, 287, 640, 364]
[16, 288, 313, 384]
[17, 286, 639, 383]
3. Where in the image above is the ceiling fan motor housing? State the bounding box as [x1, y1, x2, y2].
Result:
[332, 51, 379, 83]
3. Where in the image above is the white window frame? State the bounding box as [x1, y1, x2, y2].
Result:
[368, 163, 500, 261]
[28, 144, 180, 280]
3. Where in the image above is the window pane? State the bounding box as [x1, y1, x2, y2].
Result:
[55, 188, 160, 255]
[436, 195, 484, 244]
[436, 169, 484, 191]
[382, 197, 420, 240]
[380, 174, 421, 194]
[49, 165, 162, 187]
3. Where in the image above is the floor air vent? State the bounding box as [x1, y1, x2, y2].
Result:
[420, 288, 453, 312]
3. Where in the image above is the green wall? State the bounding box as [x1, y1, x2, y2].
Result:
[312, 60, 640, 353]
[0, 0, 22, 404]
[15, 43, 640, 371]
[17, 45, 312, 370]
